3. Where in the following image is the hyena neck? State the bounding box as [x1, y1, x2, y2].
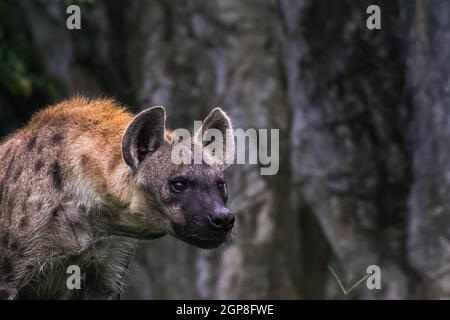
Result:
[52, 98, 166, 240]
[74, 141, 165, 240]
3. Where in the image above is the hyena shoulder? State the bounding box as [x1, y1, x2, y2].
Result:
[0, 97, 136, 299]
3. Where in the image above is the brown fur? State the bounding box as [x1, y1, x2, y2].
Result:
[0, 97, 139, 299]
[0, 97, 234, 300]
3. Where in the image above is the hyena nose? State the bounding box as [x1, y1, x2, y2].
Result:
[207, 209, 235, 232]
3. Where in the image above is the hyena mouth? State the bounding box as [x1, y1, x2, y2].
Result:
[171, 224, 230, 249]
[107, 223, 167, 240]
[182, 236, 227, 249]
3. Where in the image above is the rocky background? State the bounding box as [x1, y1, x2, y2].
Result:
[0, 0, 449, 299]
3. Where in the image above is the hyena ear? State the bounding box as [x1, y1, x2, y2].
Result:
[194, 108, 235, 170]
[122, 106, 167, 171]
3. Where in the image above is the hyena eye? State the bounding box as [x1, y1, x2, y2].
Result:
[217, 181, 228, 200]
[170, 180, 187, 193]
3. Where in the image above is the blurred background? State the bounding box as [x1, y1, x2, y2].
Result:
[0, 0, 449, 299]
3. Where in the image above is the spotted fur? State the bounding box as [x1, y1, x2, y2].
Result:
[0, 98, 142, 299]
[0, 97, 234, 300]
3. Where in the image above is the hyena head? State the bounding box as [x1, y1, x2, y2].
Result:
[121, 107, 235, 249]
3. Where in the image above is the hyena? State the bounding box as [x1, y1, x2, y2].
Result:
[0, 97, 235, 299]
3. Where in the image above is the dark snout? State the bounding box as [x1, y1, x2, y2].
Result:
[172, 206, 235, 250]
[207, 208, 235, 232]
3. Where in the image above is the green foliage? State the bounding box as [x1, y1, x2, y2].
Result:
[0, 0, 100, 99]
[0, 0, 75, 98]
[0, 40, 39, 98]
